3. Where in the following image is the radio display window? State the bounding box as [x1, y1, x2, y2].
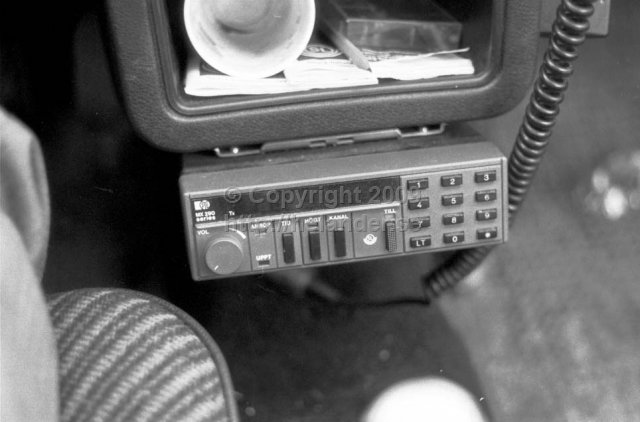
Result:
[191, 177, 401, 223]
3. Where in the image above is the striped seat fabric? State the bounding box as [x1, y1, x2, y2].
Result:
[47, 289, 238, 422]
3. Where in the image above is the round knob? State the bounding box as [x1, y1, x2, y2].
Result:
[205, 233, 246, 275]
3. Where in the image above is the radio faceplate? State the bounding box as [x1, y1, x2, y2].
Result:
[180, 140, 508, 281]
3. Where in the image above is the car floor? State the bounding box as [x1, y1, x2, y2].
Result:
[39, 1, 639, 421]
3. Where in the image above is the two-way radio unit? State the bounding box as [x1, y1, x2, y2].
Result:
[180, 132, 508, 281]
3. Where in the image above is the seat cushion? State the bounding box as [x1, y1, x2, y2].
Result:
[47, 288, 238, 422]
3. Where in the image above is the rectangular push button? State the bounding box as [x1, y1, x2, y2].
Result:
[441, 174, 463, 187]
[300, 217, 327, 264]
[475, 190, 497, 203]
[308, 229, 322, 261]
[409, 217, 431, 230]
[477, 227, 498, 240]
[443, 213, 464, 225]
[407, 178, 429, 191]
[443, 232, 465, 244]
[282, 233, 296, 264]
[476, 209, 498, 221]
[326, 213, 353, 261]
[475, 171, 497, 183]
[333, 229, 347, 258]
[442, 193, 463, 207]
[275, 219, 302, 268]
[248, 222, 277, 271]
[408, 198, 429, 210]
[410, 236, 431, 249]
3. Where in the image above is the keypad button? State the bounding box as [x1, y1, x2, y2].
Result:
[476, 209, 498, 221]
[407, 178, 429, 191]
[475, 190, 497, 203]
[441, 174, 463, 187]
[443, 232, 465, 244]
[477, 227, 498, 240]
[443, 213, 464, 225]
[409, 217, 431, 230]
[410, 236, 432, 249]
[442, 193, 463, 206]
[408, 198, 430, 210]
[475, 171, 497, 183]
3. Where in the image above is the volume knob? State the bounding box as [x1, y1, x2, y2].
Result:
[205, 233, 246, 275]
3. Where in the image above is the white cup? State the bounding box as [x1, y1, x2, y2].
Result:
[184, 0, 316, 79]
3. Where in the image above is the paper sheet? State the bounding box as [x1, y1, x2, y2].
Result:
[364, 48, 475, 81]
[184, 43, 474, 97]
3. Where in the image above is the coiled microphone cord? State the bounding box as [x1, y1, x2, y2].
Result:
[420, 0, 598, 304]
